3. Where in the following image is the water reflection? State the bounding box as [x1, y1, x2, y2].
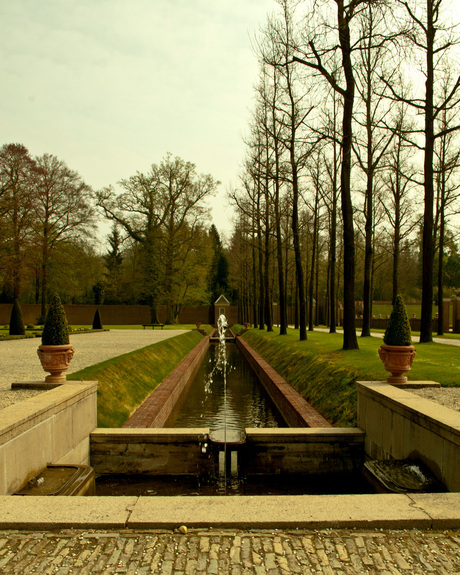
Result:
[165, 344, 286, 440]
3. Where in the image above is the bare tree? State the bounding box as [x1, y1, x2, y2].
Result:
[384, 0, 460, 341]
[96, 154, 218, 323]
[293, 0, 369, 349]
[353, 3, 395, 337]
[433, 75, 460, 334]
[0, 143, 37, 299]
[34, 153, 95, 318]
[380, 105, 421, 301]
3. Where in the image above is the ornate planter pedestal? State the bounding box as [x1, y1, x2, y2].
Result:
[37, 344, 75, 383]
[378, 343, 416, 384]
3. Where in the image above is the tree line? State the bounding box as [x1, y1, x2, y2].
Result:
[227, 0, 460, 347]
[0, 145, 231, 322]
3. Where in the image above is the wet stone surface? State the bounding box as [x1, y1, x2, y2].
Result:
[0, 528, 459, 574]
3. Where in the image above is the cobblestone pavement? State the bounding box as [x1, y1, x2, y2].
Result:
[0, 528, 459, 574]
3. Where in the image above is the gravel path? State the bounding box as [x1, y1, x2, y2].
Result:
[0, 329, 186, 407]
[410, 386, 460, 412]
[2, 329, 459, 414]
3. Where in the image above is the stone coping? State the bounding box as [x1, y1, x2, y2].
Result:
[244, 427, 365, 442]
[0, 381, 97, 445]
[390, 380, 441, 389]
[356, 381, 460, 441]
[91, 427, 209, 442]
[1, 493, 460, 530]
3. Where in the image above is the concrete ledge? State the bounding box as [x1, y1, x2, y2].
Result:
[0, 496, 137, 529]
[244, 427, 364, 442]
[1, 493, 460, 530]
[1, 381, 98, 495]
[357, 381, 460, 442]
[356, 381, 460, 492]
[390, 380, 442, 389]
[0, 381, 97, 444]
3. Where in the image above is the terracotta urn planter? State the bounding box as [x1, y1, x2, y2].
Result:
[37, 344, 75, 383]
[378, 343, 416, 384]
[38, 293, 74, 383]
[195, 322, 202, 329]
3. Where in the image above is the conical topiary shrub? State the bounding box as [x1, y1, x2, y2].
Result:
[41, 293, 70, 345]
[38, 293, 74, 383]
[379, 294, 416, 384]
[92, 309, 103, 330]
[9, 299, 25, 336]
[383, 295, 412, 346]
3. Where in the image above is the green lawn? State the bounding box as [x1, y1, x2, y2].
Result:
[68, 329, 204, 427]
[241, 327, 460, 427]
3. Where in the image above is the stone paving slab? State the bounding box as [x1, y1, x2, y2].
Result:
[0, 527, 459, 574]
[410, 493, 460, 529]
[0, 496, 137, 530]
[128, 494, 435, 530]
[2, 493, 460, 532]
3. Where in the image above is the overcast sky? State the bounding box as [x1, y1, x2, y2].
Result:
[1, 0, 278, 241]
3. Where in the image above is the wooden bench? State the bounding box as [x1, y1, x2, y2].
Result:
[142, 324, 165, 330]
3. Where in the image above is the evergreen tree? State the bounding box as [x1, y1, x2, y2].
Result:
[9, 299, 25, 336]
[103, 225, 124, 303]
[92, 308, 103, 330]
[41, 293, 70, 345]
[208, 225, 230, 302]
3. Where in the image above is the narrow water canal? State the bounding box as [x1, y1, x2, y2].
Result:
[164, 343, 287, 440]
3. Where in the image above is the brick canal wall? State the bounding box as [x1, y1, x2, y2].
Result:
[235, 336, 332, 428]
[123, 334, 209, 428]
[90, 333, 359, 478]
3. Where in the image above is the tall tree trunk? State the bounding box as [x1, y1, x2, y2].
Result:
[264, 195, 273, 331]
[292, 160, 307, 340]
[41, 240, 49, 320]
[308, 189, 319, 331]
[420, 0, 435, 343]
[275, 190, 287, 335]
[252, 232, 258, 328]
[330, 151, 338, 333]
[257, 220, 265, 330]
[338, 0, 358, 350]
[437, 192, 445, 335]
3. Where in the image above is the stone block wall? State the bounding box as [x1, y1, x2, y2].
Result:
[241, 428, 365, 476]
[0, 381, 98, 495]
[356, 381, 460, 492]
[90, 429, 211, 476]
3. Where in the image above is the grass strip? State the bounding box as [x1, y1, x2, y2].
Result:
[242, 328, 460, 427]
[67, 330, 203, 428]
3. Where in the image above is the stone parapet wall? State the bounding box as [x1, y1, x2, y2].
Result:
[90, 428, 210, 476]
[0, 381, 98, 495]
[356, 381, 460, 492]
[241, 428, 365, 475]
